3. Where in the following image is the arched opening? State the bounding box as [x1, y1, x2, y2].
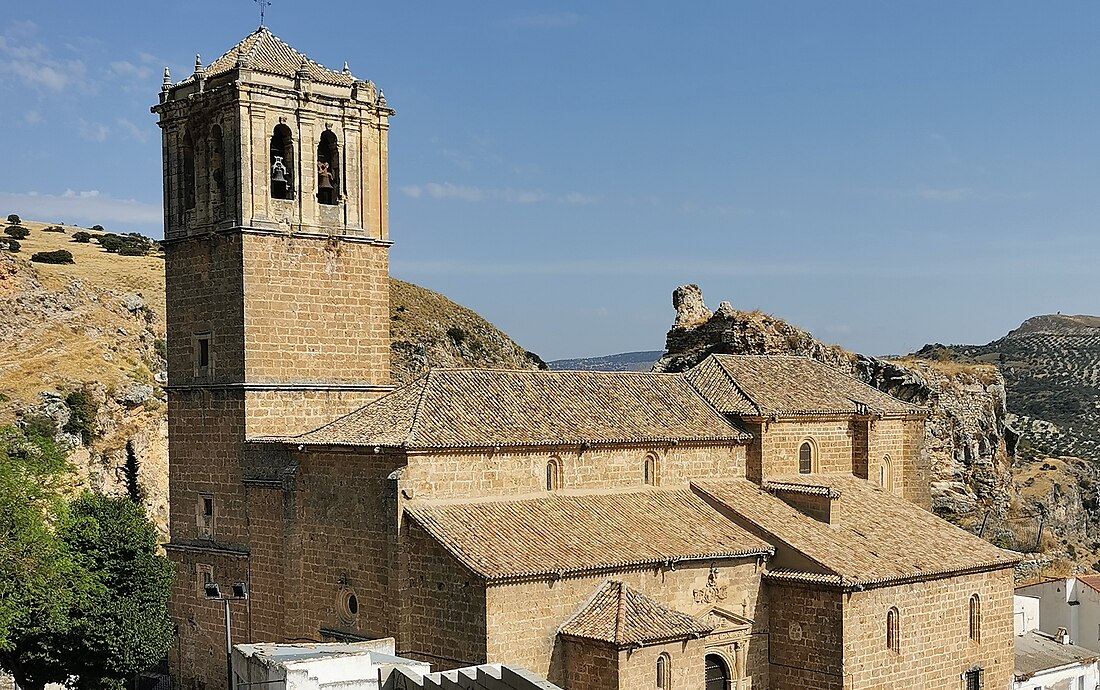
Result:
[798, 441, 814, 474]
[886, 607, 900, 653]
[181, 129, 196, 211]
[655, 653, 670, 690]
[643, 452, 658, 486]
[270, 124, 295, 200]
[317, 129, 339, 205]
[209, 125, 224, 214]
[546, 457, 561, 491]
[879, 455, 893, 491]
[969, 594, 981, 642]
[704, 654, 730, 690]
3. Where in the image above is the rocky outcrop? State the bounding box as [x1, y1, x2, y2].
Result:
[655, 285, 1014, 524]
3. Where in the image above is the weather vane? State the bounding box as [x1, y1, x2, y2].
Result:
[254, 0, 271, 27]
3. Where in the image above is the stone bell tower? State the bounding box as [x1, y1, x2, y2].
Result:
[151, 28, 394, 689]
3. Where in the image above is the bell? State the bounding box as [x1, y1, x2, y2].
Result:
[271, 156, 288, 184]
[317, 162, 334, 190]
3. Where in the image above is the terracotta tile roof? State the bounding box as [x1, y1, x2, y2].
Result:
[180, 27, 357, 87]
[405, 489, 773, 582]
[694, 475, 1018, 588]
[686, 355, 923, 417]
[281, 369, 751, 449]
[1076, 574, 1100, 594]
[559, 580, 714, 646]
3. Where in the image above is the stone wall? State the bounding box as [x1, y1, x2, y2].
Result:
[399, 521, 487, 668]
[843, 568, 1015, 689]
[401, 442, 746, 501]
[561, 639, 618, 690]
[292, 448, 404, 642]
[766, 582, 844, 690]
[240, 233, 391, 387]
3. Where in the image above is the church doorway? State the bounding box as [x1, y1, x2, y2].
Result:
[704, 654, 730, 690]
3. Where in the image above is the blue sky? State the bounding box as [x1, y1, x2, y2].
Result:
[1, 2, 1098, 360]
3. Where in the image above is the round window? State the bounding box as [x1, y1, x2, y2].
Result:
[337, 588, 359, 624]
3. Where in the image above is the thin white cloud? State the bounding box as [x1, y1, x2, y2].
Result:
[0, 26, 87, 93]
[115, 117, 151, 144]
[402, 183, 601, 206]
[913, 186, 976, 202]
[506, 13, 581, 29]
[109, 60, 154, 81]
[562, 192, 599, 206]
[907, 186, 1033, 203]
[23, 110, 40, 126]
[681, 200, 755, 217]
[78, 119, 110, 143]
[0, 189, 162, 226]
[401, 182, 547, 204]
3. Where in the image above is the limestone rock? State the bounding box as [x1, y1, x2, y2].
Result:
[121, 292, 145, 312]
[671, 284, 713, 330]
[116, 382, 154, 406]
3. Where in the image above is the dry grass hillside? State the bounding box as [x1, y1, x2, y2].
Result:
[0, 219, 543, 537]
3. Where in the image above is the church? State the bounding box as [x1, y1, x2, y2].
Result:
[153, 28, 1018, 690]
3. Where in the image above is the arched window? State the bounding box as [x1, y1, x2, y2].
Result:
[969, 594, 981, 642]
[798, 441, 814, 474]
[655, 653, 670, 690]
[546, 457, 561, 491]
[879, 455, 893, 491]
[643, 452, 658, 486]
[704, 654, 729, 690]
[317, 129, 339, 205]
[181, 129, 196, 211]
[886, 607, 899, 653]
[270, 124, 295, 200]
[209, 125, 225, 213]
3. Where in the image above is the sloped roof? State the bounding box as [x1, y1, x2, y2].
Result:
[180, 27, 357, 87]
[282, 369, 751, 449]
[686, 355, 922, 417]
[404, 489, 772, 582]
[559, 580, 714, 646]
[694, 475, 1018, 588]
[1015, 630, 1100, 679]
[1076, 574, 1100, 594]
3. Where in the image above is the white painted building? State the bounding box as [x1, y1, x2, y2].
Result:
[233, 639, 429, 690]
[1013, 630, 1100, 690]
[232, 640, 562, 690]
[1017, 595, 1041, 637]
[1017, 576, 1100, 651]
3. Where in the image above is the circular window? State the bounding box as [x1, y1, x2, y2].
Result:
[337, 588, 359, 624]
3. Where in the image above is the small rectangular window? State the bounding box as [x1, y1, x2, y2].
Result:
[193, 333, 213, 376]
[197, 493, 215, 539]
[197, 564, 214, 594]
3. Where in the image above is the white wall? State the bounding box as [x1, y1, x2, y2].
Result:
[1016, 595, 1041, 636]
[1012, 661, 1100, 690]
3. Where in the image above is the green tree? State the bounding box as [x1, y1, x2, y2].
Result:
[55, 493, 174, 690]
[0, 429, 174, 690]
[0, 426, 80, 690]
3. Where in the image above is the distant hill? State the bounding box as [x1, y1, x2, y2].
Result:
[920, 313, 1100, 463]
[547, 350, 663, 372]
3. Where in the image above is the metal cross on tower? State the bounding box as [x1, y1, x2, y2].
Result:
[254, 0, 271, 27]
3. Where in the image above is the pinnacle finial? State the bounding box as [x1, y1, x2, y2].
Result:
[194, 54, 204, 74]
[297, 57, 310, 79]
[162, 66, 172, 90]
[343, 61, 350, 74]
[377, 89, 387, 107]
